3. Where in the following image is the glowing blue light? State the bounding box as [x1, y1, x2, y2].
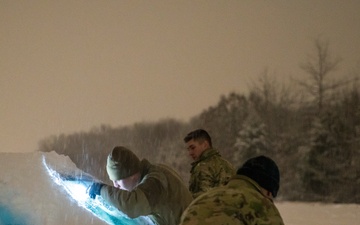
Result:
[42, 155, 154, 225]
[0, 204, 28, 225]
[62, 180, 89, 203]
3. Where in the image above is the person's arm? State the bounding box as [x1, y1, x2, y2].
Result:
[100, 185, 151, 218]
[190, 166, 215, 198]
[100, 176, 165, 218]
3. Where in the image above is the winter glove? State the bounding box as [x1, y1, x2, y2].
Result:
[87, 182, 104, 199]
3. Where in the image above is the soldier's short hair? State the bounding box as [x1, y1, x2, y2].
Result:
[183, 129, 212, 147]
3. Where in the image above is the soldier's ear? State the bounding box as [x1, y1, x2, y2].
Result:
[203, 140, 210, 148]
[260, 188, 273, 199]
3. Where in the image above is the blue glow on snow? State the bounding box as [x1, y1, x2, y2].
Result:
[62, 180, 89, 202]
[42, 156, 154, 225]
[0, 204, 28, 225]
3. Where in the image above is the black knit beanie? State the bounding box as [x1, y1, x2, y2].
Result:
[237, 155, 280, 197]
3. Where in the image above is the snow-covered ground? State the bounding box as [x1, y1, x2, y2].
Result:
[0, 151, 358, 225]
[276, 201, 359, 225]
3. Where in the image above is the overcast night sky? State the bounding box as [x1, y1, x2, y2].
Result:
[1, 0, 359, 153]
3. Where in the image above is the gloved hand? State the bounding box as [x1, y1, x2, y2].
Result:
[87, 182, 104, 199]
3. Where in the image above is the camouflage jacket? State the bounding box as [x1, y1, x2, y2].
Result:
[180, 175, 285, 225]
[189, 148, 235, 198]
[100, 159, 193, 225]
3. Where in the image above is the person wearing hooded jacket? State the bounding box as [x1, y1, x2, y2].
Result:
[87, 146, 193, 225]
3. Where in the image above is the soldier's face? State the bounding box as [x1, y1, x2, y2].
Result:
[186, 139, 208, 161]
[113, 173, 140, 191]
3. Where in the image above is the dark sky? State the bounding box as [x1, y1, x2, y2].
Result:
[1, 0, 359, 152]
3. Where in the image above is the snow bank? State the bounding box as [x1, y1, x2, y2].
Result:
[0, 151, 106, 225]
[0, 151, 153, 225]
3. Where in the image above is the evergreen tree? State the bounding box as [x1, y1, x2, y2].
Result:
[234, 112, 271, 161]
[303, 111, 354, 201]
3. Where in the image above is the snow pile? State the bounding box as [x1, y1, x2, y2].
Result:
[0, 151, 151, 225]
[0, 151, 104, 225]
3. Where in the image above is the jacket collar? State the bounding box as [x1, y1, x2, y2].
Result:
[228, 175, 273, 201]
[191, 148, 220, 166]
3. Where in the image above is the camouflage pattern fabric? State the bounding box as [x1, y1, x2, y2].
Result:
[180, 175, 284, 225]
[189, 148, 235, 198]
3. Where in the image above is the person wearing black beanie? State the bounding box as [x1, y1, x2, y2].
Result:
[179, 155, 284, 225]
[237, 155, 280, 198]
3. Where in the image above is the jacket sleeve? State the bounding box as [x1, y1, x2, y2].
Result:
[190, 165, 215, 198]
[190, 160, 234, 198]
[100, 185, 151, 219]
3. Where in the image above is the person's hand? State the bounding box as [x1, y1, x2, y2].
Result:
[87, 182, 104, 199]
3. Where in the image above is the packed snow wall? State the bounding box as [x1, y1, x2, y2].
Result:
[0, 151, 153, 225]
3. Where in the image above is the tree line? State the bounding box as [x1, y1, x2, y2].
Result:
[38, 38, 360, 203]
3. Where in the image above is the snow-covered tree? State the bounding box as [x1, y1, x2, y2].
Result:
[234, 112, 270, 162]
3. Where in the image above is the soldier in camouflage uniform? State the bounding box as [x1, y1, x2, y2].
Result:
[184, 129, 235, 198]
[179, 155, 284, 225]
[87, 146, 193, 225]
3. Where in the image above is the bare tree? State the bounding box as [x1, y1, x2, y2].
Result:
[297, 38, 345, 112]
[250, 68, 299, 109]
